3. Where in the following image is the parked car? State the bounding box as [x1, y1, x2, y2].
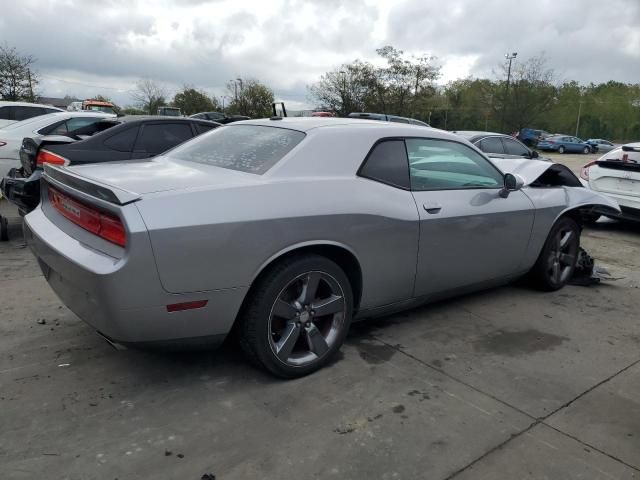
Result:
[537, 135, 593, 154]
[24, 118, 618, 377]
[0, 111, 115, 173]
[348, 112, 430, 126]
[190, 112, 250, 124]
[1, 116, 220, 215]
[158, 106, 182, 117]
[0, 101, 63, 129]
[517, 128, 551, 147]
[453, 131, 548, 161]
[585, 139, 616, 153]
[580, 142, 640, 221]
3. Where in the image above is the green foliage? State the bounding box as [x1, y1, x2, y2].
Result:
[91, 94, 112, 102]
[308, 46, 441, 119]
[120, 106, 147, 116]
[226, 79, 274, 118]
[172, 86, 219, 116]
[310, 49, 640, 142]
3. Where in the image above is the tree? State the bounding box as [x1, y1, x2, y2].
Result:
[172, 86, 219, 115]
[499, 54, 556, 133]
[91, 94, 112, 102]
[308, 46, 440, 119]
[308, 60, 377, 116]
[0, 44, 37, 101]
[131, 79, 167, 114]
[225, 78, 274, 118]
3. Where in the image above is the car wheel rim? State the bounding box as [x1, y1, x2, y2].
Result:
[546, 228, 577, 285]
[268, 271, 346, 367]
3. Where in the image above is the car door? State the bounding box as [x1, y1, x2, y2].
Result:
[130, 122, 194, 158]
[407, 137, 535, 298]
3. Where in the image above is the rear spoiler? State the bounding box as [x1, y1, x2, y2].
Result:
[43, 164, 141, 205]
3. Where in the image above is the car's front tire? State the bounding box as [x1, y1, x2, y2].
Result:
[583, 146, 591, 154]
[530, 217, 580, 291]
[238, 254, 353, 378]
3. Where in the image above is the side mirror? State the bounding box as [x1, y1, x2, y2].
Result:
[499, 173, 525, 198]
[531, 150, 539, 159]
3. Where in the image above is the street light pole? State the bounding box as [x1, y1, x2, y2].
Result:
[500, 52, 517, 132]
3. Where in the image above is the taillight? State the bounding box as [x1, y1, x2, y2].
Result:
[48, 187, 126, 247]
[37, 149, 69, 166]
[580, 160, 596, 181]
[547, 140, 555, 144]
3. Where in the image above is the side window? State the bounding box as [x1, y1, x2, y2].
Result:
[1, 106, 17, 120]
[478, 137, 504, 154]
[389, 117, 410, 124]
[0, 106, 9, 120]
[359, 140, 410, 189]
[503, 138, 530, 156]
[103, 126, 139, 152]
[194, 122, 216, 135]
[13, 106, 39, 121]
[44, 108, 60, 114]
[406, 138, 503, 191]
[134, 123, 193, 154]
[50, 117, 102, 135]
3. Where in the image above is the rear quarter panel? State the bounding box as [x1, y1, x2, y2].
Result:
[136, 177, 420, 310]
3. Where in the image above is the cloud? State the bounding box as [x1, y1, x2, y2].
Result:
[1, 0, 639, 108]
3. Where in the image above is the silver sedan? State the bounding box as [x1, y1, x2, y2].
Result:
[24, 118, 619, 377]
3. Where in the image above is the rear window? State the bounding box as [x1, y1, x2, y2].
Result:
[169, 125, 306, 174]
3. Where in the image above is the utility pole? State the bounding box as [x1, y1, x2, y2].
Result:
[27, 68, 34, 102]
[500, 52, 517, 133]
[575, 89, 584, 137]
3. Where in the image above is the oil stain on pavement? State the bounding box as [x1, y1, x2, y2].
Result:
[473, 329, 569, 356]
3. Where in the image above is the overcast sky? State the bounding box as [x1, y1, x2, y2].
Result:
[2, 0, 639, 109]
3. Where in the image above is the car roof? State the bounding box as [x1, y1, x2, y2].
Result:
[100, 115, 217, 124]
[236, 117, 441, 133]
[453, 130, 504, 141]
[0, 101, 64, 110]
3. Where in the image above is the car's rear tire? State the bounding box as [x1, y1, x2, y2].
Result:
[529, 217, 580, 291]
[583, 146, 590, 154]
[558, 146, 565, 154]
[238, 254, 353, 378]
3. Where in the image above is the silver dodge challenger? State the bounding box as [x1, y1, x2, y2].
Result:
[24, 118, 619, 377]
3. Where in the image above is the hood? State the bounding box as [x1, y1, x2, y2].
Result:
[64, 156, 260, 195]
[490, 158, 555, 185]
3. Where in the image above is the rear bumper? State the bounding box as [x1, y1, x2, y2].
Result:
[0, 168, 41, 215]
[24, 207, 248, 345]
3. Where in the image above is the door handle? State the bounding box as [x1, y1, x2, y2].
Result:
[423, 202, 442, 214]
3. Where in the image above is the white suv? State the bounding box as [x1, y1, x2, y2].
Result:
[580, 142, 640, 221]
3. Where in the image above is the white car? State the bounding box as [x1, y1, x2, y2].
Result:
[0, 101, 63, 129]
[0, 111, 115, 173]
[580, 142, 640, 220]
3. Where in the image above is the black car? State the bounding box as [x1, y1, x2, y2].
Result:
[453, 131, 548, 161]
[190, 112, 250, 124]
[1, 116, 220, 215]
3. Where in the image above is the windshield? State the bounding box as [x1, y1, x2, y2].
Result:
[169, 124, 305, 174]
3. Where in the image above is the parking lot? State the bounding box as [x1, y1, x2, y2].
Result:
[1, 152, 639, 479]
